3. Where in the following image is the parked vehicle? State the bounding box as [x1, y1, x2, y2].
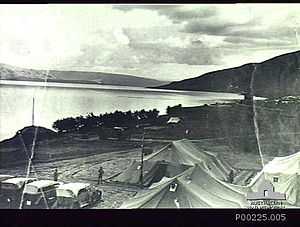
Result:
[0, 175, 15, 190]
[0, 175, 15, 189]
[0, 177, 37, 208]
[56, 183, 102, 209]
[0, 175, 15, 182]
[22, 180, 61, 209]
[0, 175, 15, 208]
[0, 175, 15, 193]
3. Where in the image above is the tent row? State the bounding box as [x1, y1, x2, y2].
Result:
[120, 140, 300, 208]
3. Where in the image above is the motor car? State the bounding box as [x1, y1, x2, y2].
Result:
[0, 175, 15, 208]
[0, 175, 15, 189]
[0, 175, 15, 193]
[56, 183, 102, 209]
[0, 175, 15, 181]
[0, 177, 37, 208]
[22, 180, 61, 209]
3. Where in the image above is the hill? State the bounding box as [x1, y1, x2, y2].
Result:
[0, 126, 57, 167]
[0, 125, 149, 168]
[156, 50, 300, 98]
[0, 63, 167, 87]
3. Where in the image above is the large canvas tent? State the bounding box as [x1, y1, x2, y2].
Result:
[144, 139, 235, 181]
[112, 139, 235, 186]
[113, 160, 190, 187]
[120, 164, 249, 208]
[249, 152, 300, 206]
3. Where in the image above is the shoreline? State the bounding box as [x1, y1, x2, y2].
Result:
[0, 79, 247, 97]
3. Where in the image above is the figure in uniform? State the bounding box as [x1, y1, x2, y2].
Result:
[228, 170, 234, 183]
[98, 166, 104, 185]
[53, 168, 58, 181]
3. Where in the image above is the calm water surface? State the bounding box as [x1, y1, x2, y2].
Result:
[0, 81, 244, 141]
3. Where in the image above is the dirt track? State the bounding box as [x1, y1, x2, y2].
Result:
[0, 148, 143, 208]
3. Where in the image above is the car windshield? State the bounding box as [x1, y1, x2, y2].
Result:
[57, 189, 75, 198]
[23, 185, 38, 194]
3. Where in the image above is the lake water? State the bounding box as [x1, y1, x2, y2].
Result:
[0, 80, 244, 141]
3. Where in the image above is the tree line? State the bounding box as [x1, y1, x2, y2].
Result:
[52, 109, 160, 133]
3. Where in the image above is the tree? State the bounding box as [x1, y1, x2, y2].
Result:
[52, 108, 162, 133]
[53, 117, 78, 133]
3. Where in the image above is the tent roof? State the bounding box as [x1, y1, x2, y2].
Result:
[121, 164, 249, 208]
[262, 152, 300, 175]
[167, 117, 181, 124]
[145, 139, 234, 181]
[113, 160, 189, 186]
[247, 152, 300, 206]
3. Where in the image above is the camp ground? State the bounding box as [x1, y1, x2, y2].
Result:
[120, 150, 300, 208]
[2, 139, 300, 209]
[120, 164, 250, 208]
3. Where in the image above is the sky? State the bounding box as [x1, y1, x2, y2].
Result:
[0, 4, 300, 81]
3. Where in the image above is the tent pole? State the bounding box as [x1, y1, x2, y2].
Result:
[140, 128, 145, 188]
[32, 97, 35, 126]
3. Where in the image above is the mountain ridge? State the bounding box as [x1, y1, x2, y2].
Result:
[156, 50, 300, 98]
[0, 63, 168, 88]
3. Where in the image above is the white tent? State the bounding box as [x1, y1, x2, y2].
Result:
[120, 163, 249, 208]
[145, 139, 235, 181]
[167, 117, 181, 124]
[248, 152, 300, 206]
[113, 160, 190, 187]
[112, 139, 235, 186]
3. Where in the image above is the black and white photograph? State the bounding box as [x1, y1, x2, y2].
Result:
[0, 3, 300, 211]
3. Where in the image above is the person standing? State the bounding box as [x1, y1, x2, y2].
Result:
[53, 168, 58, 181]
[98, 166, 104, 185]
[228, 170, 234, 183]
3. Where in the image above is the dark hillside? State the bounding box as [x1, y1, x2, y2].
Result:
[156, 50, 300, 98]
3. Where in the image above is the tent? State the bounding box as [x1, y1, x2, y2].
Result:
[113, 160, 190, 187]
[112, 139, 235, 186]
[120, 164, 249, 208]
[144, 139, 235, 181]
[167, 117, 181, 124]
[248, 152, 300, 206]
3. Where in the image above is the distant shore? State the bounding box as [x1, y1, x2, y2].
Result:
[0, 79, 249, 96]
[0, 78, 102, 84]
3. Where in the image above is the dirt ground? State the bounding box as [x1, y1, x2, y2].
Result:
[0, 148, 143, 208]
[0, 141, 271, 208]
